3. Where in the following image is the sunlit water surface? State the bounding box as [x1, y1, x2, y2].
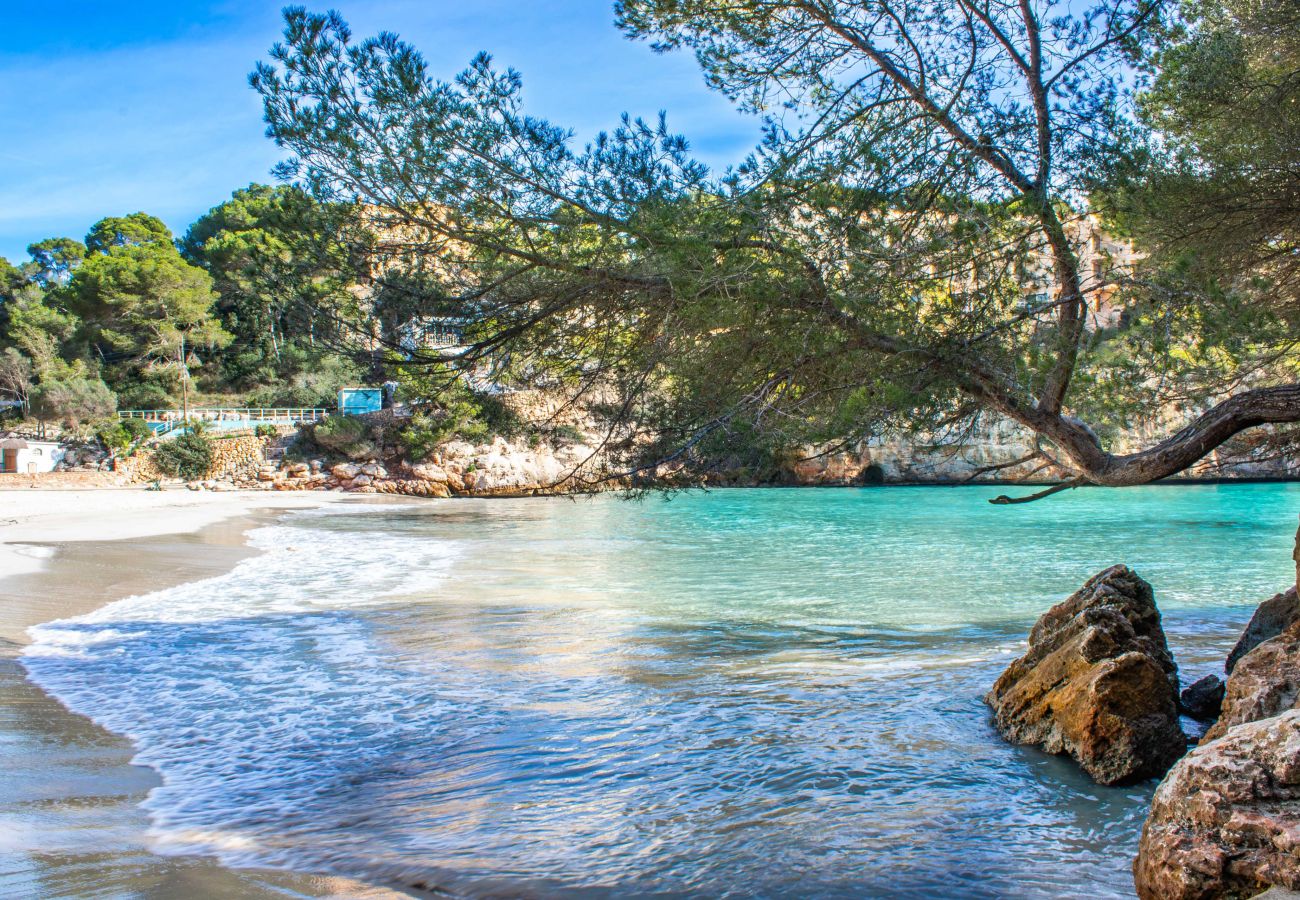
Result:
[23, 484, 1300, 898]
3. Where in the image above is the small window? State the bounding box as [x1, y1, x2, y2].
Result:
[32, 448, 42, 456]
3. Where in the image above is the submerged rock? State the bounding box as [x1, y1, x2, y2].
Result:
[1182, 675, 1227, 722]
[1204, 623, 1300, 745]
[986, 565, 1186, 785]
[1134, 709, 1300, 900]
[1227, 588, 1300, 675]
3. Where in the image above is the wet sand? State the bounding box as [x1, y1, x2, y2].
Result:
[0, 497, 413, 899]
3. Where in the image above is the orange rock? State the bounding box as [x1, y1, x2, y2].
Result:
[987, 566, 1186, 784]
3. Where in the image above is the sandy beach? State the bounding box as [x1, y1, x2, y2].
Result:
[0, 487, 411, 899]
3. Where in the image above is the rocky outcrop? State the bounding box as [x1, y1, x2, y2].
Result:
[1204, 624, 1300, 744]
[1182, 675, 1227, 722]
[987, 566, 1186, 785]
[1228, 589, 1300, 675]
[167, 430, 613, 497]
[1133, 709, 1300, 900]
[747, 416, 1300, 486]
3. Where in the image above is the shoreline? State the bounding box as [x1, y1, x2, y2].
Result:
[0, 489, 415, 899]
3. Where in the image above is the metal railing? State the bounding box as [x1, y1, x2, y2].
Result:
[119, 407, 331, 423]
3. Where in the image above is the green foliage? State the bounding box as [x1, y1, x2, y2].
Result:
[29, 377, 116, 427]
[398, 408, 488, 460]
[154, 432, 215, 480]
[94, 417, 150, 453]
[85, 213, 173, 254]
[122, 417, 153, 441]
[390, 363, 522, 458]
[113, 379, 176, 411]
[311, 414, 380, 459]
[26, 238, 85, 284]
[2, 291, 80, 382]
[0, 347, 33, 411]
[1101, 0, 1299, 318]
[69, 229, 231, 367]
[550, 424, 586, 445]
[242, 349, 361, 407]
[249, 6, 1154, 478]
[182, 184, 361, 389]
[255, 423, 279, 439]
[95, 419, 130, 452]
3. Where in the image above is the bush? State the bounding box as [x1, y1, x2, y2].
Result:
[95, 419, 131, 452]
[113, 382, 174, 411]
[551, 424, 587, 445]
[154, 432, 214, 480]
[243, 352, 363, 408]
[95, 417, 154, 452]
[30, 378, 117, 428]
[311, 415, 379, 459]
[254, 423, 278, 439]
[121, 417, 153, 442]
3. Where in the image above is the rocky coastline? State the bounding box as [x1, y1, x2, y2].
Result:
[71, 407, 1295, 498]
[989, 527, 1300, 899]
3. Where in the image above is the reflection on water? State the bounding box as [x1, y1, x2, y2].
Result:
[22, 484, 1300, 898]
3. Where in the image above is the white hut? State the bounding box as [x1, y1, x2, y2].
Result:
[0, 438, 64, 474]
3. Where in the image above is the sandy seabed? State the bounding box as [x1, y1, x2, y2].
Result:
[0, 486, 414, 899]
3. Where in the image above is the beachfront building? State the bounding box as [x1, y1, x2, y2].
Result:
[0, 438, 65, 474]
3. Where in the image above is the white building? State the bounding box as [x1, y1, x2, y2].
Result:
[0, 438, 65, 474]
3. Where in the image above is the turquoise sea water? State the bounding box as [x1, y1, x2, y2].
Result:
[23, 483, 1300, 898]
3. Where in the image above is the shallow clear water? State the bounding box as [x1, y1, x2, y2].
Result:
[23, 484, 1300, 898]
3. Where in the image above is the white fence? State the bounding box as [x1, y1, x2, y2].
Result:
[119, 408, 331, 424]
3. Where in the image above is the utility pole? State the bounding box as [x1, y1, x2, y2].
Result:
[179, 334, 190, 425]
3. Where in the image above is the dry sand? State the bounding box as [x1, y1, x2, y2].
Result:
[0, 486, 348, 582]
[0, 486, 414, 899]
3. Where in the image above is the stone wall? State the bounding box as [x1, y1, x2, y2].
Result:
[115, 434, 269, 486]
[207, 436, 270, 482]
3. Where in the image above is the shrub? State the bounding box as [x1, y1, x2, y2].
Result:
[397, 413, 446, 461]
[30, 378, 117, 428]
[254, 423, 278, 439]
[95, 419, 131, 452]
[154, 432, 214, 480]
[121, 417, 153, 442]
[96, 417, 154, 452]
[113, 382, 174, 411]
[551, 424, 587, 445]
[243, 353, 363, 408]
[311, 415, 379, 459]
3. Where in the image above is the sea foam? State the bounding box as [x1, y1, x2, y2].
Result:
[22, 506, 463, 872]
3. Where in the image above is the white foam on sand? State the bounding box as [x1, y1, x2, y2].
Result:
[21, 505, 464, 872]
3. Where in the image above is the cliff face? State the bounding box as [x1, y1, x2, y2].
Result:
[773, 417, 1298, 487]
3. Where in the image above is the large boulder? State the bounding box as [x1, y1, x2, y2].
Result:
[1134, 709, 1300, 900]
[1204, 623, 1300, 744]
[1227, 588, 1300, 675]
[987, 565, 1187, 785]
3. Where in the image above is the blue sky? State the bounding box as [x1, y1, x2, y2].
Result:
[0, 1, 761, 262]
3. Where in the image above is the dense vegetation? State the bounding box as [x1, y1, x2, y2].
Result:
[1, 0, 1295, 492]
[247, 0, 1297, 496]
[0, 189, 370, 434]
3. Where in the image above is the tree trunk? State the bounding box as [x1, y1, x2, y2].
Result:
[1027, 385, 1300, 486]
